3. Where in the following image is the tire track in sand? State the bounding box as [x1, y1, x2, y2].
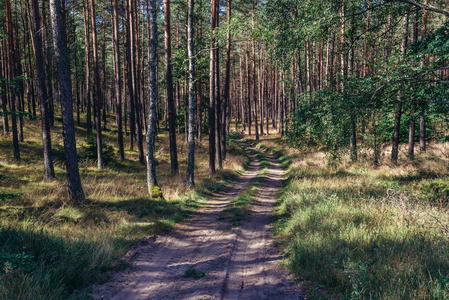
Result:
[91, 144, 301, 300]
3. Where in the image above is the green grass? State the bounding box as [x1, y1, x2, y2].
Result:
[266, 140, 449, 299]
[219, 145, 269, 226]
[219, 186, 259, 224]
[0, 116, 247, 299]
[184, 267, 206, 279]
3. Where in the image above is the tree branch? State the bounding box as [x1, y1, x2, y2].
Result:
[394, 0, 449, 17]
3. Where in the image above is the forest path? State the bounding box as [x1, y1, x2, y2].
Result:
[91, 144, 301, 300]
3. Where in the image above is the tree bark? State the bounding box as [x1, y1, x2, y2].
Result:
[252, 0, 259, 141]
[391, 12, 409, 164]
[215, 4, 222, 170]
[186, 0, 196, 188]
[90, 0, 103, 169]
[82, 0, 92, 135]
[222, 0, 232, 161]
[240, 55, 245, 132]
[209, 0, 217, 176]
[246, 43, 251, 136]
[147, 0, 159, 197]
[0, 41, 9, 136]
[420, 112, 426, 152]
[408, 13, 419, 158]
[420, 0, 428, 152]
[126, 0, 136, 150]
[130, 0, 145, 165]
[31, 0, 55, 181]
[113, 0, 124, 161]
[101, 8, 107, 131]
[164, 0, 179, 175]
[50, 0, 86, 205]
[197, 10, 203, 141]
[408, 109, 415, 156]
[5, 0, 20, 160]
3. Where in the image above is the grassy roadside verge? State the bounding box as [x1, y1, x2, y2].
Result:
[258, 137, 449, 299]
[0, 121, 247, 299]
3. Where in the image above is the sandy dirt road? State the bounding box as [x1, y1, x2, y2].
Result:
[92, 145, 301, 300]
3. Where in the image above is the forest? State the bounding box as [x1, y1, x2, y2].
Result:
[2, 0, 449, 298]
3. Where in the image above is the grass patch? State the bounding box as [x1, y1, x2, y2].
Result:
[219, 186, 258, 224]
[184, 267, 206, 279]
[267, 140, 449, 299]
[219, 145, 269, 226]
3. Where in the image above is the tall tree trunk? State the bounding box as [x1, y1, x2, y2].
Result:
[420, 0, 428, 152]
[408, 109, 415, 156]
[5, 0, 20, 160]
[131, 0, 145, 165]
[72, 3, 80, 126]
[420, 111, 426, 152]
[347, 7, 358, 162]
[252, 0, 259, 141]
[90, 0, 103, 169]
[209, 0, 217, 176]
[113, 0, 124, 161]
[42, 0, 55, 129]
[15, 20, 24, 143]
[259, 49, 264, 135]
[186, 0, 196, 188]
[31, 0, 55, 181]
[83, 0, 92, 135]
[240, 55, 245, 132]
[246, 43, 251, 135]
[0, 41, 9, 136]
[408, 13, 419, 158]
[164, 0, 179, 175]
[197, 9, 203, 141]
[101, 8, 107, 131]
[391, 11, 409, 164]
[280, 73, 284, 136]
[50, 0, 86, 205]
[222, 0, 232, 161]
[215, 3, 222, 170]
[147, 0, 159, 197]
[363, 7, 370, 77]
[126, 0, 136, 150]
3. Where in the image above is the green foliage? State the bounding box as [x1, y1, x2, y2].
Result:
[0, 192, 21, 201]
[183, 267, 206, 279]
[0, 105, 36, 120]
[286, 90, 352, 156]
[226, 131, 245, 156]
[411, 21, 449, 61]
[262, 0, 449, 162]
[419, 179, 449, 203]
[0, 251, 36, 274]
[150, 184, 164, 200]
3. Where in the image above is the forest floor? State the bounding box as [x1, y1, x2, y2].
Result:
[91, 143, 302, 300]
